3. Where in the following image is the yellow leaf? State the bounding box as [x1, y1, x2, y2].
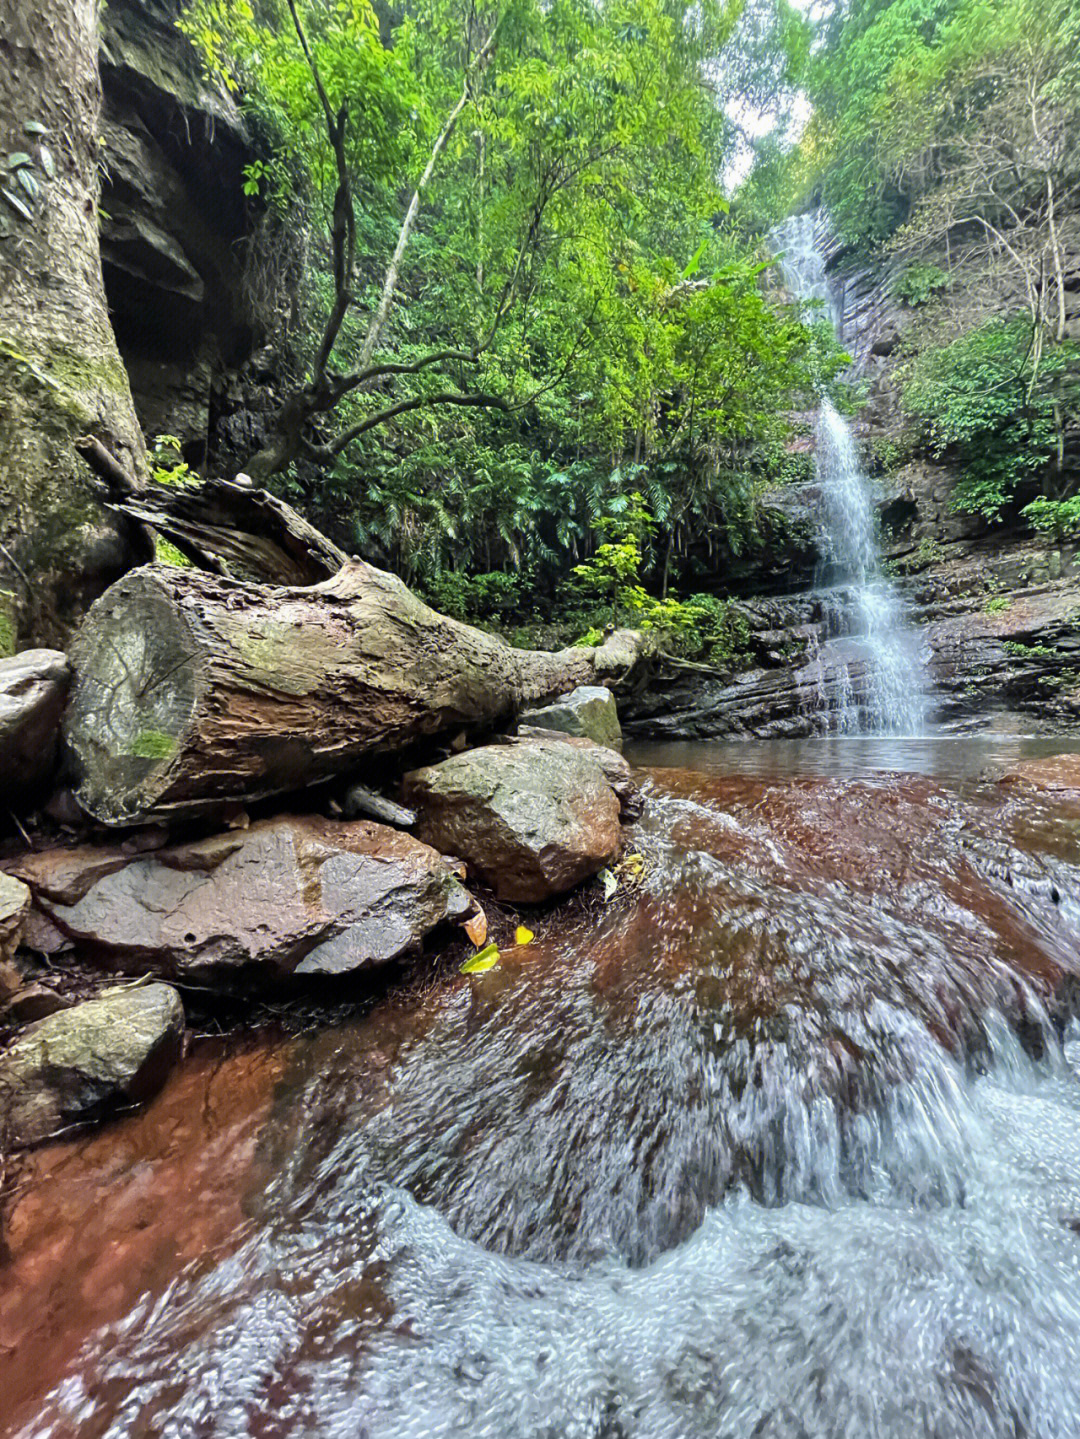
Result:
[622, 852, 645, 876]
[515, 925, 534, 946]
[460, 942, 499, 974]
[464, 910, 488, 948]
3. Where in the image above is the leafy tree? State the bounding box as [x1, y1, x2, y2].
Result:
[902, 317, 1080, 521]
[182, 0, 744, 479]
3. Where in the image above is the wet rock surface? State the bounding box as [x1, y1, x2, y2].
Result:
[520, 684, 623, 750]
[403, 740, 623, 902]
[0, 982, 184, 1147]
[5, 817, 473, 984]
[508, 730, 644, 818]
[7, 749, 1080, 1437]
[0, 650, 71, 797]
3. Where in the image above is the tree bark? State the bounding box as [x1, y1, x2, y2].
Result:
[111, 476, 351, 585]
[0, 0, 149, 648]
[65, 562, 645, 824]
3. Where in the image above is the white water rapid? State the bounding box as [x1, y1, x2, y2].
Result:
[774, 210, 927, 735]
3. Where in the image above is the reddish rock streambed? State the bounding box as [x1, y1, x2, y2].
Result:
[6, 739, 1080, 1437]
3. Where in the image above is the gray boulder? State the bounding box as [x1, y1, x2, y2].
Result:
[403, 740, 622, 903]
[520, 684, 622, 750]
[6, 816, 472, 984]
[0, 871, 30, 999]
[509, 731, 643, 820]
[0, 982, 184, 1146]
[0, 649, 71, 796]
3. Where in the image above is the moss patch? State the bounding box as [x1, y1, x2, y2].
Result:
[0, 593, 16, 657]
[129, 730, 177, 759]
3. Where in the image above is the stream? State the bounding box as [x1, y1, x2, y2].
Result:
[5, 738, 1080, 1438]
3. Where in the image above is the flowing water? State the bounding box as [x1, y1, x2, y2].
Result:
[773, 211, 927, 736]
[5, 741, 1080, 1438]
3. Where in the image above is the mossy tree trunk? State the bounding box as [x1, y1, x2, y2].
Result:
[0, 0, 150, 648]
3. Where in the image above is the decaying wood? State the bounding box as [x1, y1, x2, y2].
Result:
[65, 561, 646, 825]
[342, 782, 418, 829]
[110, 477, 351, 585]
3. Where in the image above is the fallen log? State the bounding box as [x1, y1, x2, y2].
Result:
[108, 476, 351, 585]
[65, 561, 646, 825]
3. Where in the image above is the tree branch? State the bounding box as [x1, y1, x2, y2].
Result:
[318, 389, 511, 460]
[357, 19, 500, 373]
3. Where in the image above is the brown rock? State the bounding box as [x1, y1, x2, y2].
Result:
[1, 984, 73, 1026]
[993, 755, 1080, 793]
[0, 872, 31, 998]
[403, 741, 622, 904]
[7, 817, 473, 985]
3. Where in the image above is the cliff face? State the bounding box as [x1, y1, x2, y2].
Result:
[626, 210, 1080, 739]
[97, 0, 259, 467]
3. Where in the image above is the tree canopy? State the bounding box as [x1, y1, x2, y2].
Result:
[175, 0, 840, 631]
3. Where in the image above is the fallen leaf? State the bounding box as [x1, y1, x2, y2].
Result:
[464, 910, 488, 947]
[598, 868, 618, 901]
[460, 942, 499, 974]
[514, 925, 534, 946]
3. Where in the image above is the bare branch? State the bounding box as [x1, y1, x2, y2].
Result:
[357, 19, 500, 372]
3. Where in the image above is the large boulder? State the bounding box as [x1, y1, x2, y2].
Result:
[521, 684, 623, 751]
[509, 731, 644, 820]
[0, 650, 71, 796]
[402, 741, 623, 903]
[5, 817, 473, 984]
[0, 982, 184, 1147]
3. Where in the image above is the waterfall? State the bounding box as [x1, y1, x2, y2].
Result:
[773, 211, 927, 736]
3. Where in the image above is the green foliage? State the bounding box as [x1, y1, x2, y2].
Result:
[1022, 496, 1080, 541]
[150, 435, 196, 487]
[1004, 640, 1056, 660]
[660, 592, 753, 669]
[890, 262, 950, 307]
[902, 318, 1080, 521]
[983, 595, 1010, 614]
[571, 492, 655, 628]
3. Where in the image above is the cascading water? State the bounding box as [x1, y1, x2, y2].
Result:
[8, 741, 1080, 1438]
[774, 211, 927, 735]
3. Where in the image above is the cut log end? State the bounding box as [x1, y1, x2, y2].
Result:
[67, 568, 201, 824]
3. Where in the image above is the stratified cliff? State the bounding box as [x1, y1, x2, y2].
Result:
[98, 0, 279, 469]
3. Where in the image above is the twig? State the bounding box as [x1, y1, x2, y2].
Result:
[8, 809, 34, 851]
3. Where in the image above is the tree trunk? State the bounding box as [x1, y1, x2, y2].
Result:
[65, 562, 645, 824]
[0, 0, 149, 648]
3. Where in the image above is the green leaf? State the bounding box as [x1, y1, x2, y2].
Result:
[598, 868, 618, 901]
[681, 238, 708, 280]
[15, 168, 38, 200]
[23, 121, 48, 136]
[1, 188, 32, 221]
[38, 146, 55, 180]
[460, 942, 500, 973]
[6, 152, 33, 169]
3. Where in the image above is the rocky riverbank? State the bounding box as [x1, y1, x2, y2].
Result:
[0, 655, 640, 1152]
